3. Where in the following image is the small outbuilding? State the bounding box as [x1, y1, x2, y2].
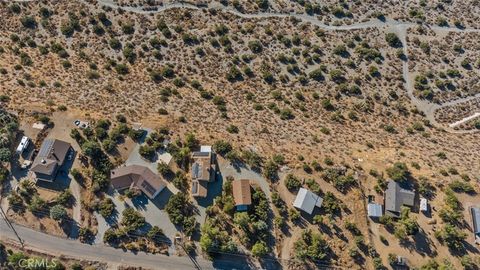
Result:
[232, 179, 251, 211]
[293, 188, 323, 215]
[200, 145, 212, 153]
[367, 203, 383, 219]
[420, 197, 428, 212]
[32, 122, 46, 130]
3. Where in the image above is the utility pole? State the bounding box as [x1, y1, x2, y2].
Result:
[176, 235, 201, 270]
[0, 196, 24, 248]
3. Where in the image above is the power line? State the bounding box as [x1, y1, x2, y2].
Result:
[0, 198, 24, 248]
[5, 205, 337, 268]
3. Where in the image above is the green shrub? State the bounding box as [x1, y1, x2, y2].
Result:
[20, 16, 37, 29]
[248, 40, 263, 53]
[97, 198, 115, 218]
[121, 208, 145, 231]
[50, 204, 67, 221]
[251, 241, 269, 257]
[284, 174, 301, 190]
[386, 162, 409, 182]
[385, 33, 402, 47]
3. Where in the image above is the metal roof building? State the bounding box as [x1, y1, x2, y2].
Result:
[232, 179, 251, 211]
[293, 188, 323, 215]
[420, 197, 428, 212]
[367, 203, 383, 218]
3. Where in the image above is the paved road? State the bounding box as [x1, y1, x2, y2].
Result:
[0, 217, 255, 270]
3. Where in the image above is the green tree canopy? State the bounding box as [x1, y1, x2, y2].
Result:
[50, 204, 67, 221]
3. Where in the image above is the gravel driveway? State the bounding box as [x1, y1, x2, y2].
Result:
[217, 157, 271, 197]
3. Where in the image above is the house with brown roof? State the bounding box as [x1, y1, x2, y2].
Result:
[110, 165, 167, 199]
[191, 147, 216, 198]
[232, 179, 251, 211]
[31, 139, 72, 182]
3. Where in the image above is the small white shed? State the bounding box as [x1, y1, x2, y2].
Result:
[200, 145, 212, 153]
[367, 203, 383, 218]
[420, 197, 428, 212]
[293, 188, 323, 215]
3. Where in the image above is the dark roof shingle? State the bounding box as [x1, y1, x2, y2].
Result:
[385, 180, 415, 217]
[31, 139, 71, 177]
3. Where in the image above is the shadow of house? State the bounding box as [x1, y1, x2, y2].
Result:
[150, 187, 173, 210]
[211, 254, 255, 270]
[131, 194, 149, 211]
[411, 229, 435, 257]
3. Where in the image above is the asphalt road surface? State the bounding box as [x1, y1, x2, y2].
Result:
[0, 218, 256, 270]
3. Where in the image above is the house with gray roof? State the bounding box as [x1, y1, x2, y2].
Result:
[384, 180, 415, 218]
[31, 139, 72, 182]
[293, 188, 323, 215]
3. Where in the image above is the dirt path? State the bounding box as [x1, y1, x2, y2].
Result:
[280, 227, 301, 261]
[449, 112, 480, 128]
